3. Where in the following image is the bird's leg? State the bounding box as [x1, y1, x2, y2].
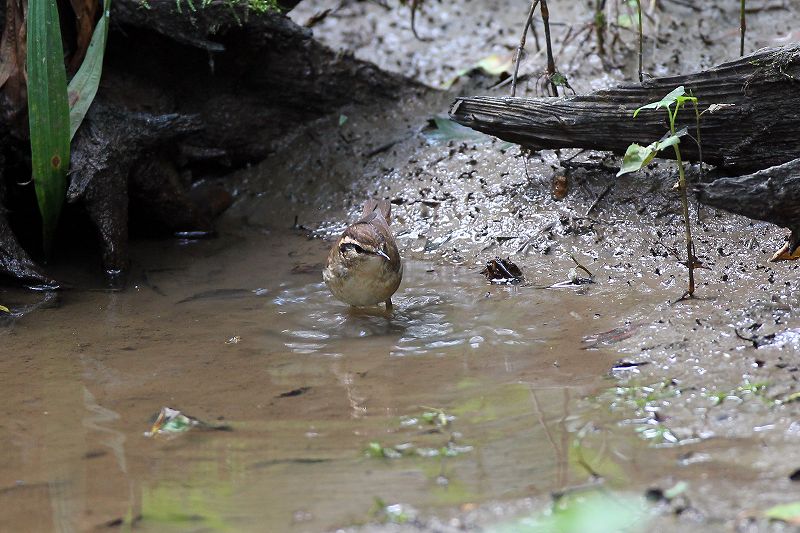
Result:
[385, 298, 393, 312]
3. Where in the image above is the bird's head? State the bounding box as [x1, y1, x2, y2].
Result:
[337, 229, 390, 267]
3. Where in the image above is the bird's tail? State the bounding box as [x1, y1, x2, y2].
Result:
[362, 199, 392, 225]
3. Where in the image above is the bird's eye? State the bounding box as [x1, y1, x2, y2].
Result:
[340, 243, 366, 255]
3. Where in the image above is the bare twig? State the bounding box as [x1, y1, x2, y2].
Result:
[585, 182, 614, 216]
[569, 254, 594, 278]
[636, 0, 643, 81]
[739, 0, 746, 56]
[540, 0, 559, 96]
[531, 15, 541, 52]
[594, 0, 606, 57]
[410, 0, 432, 42]
[511, 0, 541, 97]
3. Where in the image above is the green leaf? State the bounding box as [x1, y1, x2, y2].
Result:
[633, 86, 686, 117]
[490, 491, 650, 533]
[27, 0, 71, 253]
[144, 406, 214, 437]
[68, 0, 111, 140]
[779, 391, 800, 404]
[617, 143, 655, 176]
[617, 131, 684, 177]
[365, 441, 402, 459]
[655, 133, 682, 150]
[551, 72, 569, 87]
[764, 502, 800, 524]
[0, 305, 9, 314]
[338, 114, 348, 126]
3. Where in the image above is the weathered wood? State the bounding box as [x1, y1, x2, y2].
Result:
[67, 100, 204, 281]
[450, 44, 800, 172]
[695, 157, 800, 260]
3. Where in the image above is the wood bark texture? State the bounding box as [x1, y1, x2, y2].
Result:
[450, 44, 800, 172]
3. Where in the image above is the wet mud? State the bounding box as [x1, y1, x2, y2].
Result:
[2, 0, 800, 531]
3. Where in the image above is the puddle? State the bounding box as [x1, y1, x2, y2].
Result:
[0, 229, 645, 531]
[3, 2, 800, 531]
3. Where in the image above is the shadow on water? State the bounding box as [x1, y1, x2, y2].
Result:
[0, 230, 653, 531]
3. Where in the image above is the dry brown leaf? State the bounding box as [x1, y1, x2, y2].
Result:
[0, 0, 28, 125]
[67, 0, 100, 72]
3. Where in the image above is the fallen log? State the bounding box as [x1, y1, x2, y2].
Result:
[695, 157, 800, 261]
[450, 44, 800, 173]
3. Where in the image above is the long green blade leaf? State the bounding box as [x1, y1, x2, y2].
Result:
[68, 0, 111, 139]
[27, 0, 70, 253]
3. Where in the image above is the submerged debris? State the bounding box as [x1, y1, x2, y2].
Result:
[144, 406, 230, 437]
[176, 288, 268, 304]
[480, 257, 524, 284]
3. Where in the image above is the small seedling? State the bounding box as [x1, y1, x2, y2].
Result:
[366, 441, 403, 459]
[635, 423, 678, 444]
[370, 498, 411, 525]
[707, 380, 772, 406]
[617, 86, 702, 299]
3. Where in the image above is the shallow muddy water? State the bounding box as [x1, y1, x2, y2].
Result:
[0, 229, 656, 532]
[4, 1, 800, 531]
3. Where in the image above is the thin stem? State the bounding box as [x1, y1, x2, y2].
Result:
[540, 0, 558, 96]
[511, 0, 541, 97]
[692, 97, 702, 180]
[692, 97, 703, 222]
[531, 15, 541, 52]
[739, 0, 746, 56]
[674, 145, 695, 297]
[594, 0, 606, 58]
[636, 0, 643, 81]
[670, 103, 695, 297]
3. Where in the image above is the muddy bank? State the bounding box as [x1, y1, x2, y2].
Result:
[2, 0, 800, 531]
[281, 1, 800, 530]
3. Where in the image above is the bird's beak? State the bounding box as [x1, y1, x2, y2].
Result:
[376, 249, 391, 261]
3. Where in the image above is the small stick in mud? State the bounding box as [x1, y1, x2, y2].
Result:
[569, 254, 594, 279]
[585, 182, 614, 216]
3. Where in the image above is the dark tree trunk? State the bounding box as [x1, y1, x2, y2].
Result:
[450, 44, 800, 173]
[0, 0, 425, 285]
[695, 157, 800, 260]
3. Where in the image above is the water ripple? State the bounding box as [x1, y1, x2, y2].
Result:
[266, 262, 556, 357]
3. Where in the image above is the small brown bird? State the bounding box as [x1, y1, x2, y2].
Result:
[323, 200, 403, 311]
